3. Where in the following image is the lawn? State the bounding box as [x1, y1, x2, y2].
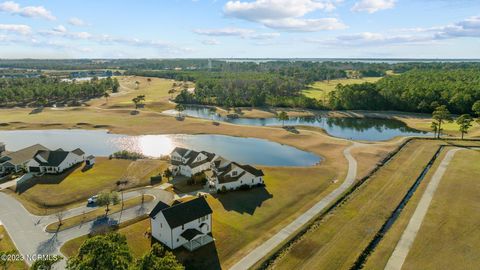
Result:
[5, 157, 168, 215]
[302, 77, 382, 102]
[271, 140, 449, 269]
[0, 226, 28, 270]
[60, 160, 347, 269]
[46, 195, 154, 232]
[366, 148, 480, 269]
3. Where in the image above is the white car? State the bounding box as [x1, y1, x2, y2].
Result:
[87, 195, 98, 205]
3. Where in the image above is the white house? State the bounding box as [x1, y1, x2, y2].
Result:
[85, 155, 96, 166]
[27, 148, 85, 174]
[150, 196, 214, 251]
[208, 160, 264, 192]
[170, 147, 216, 177]
[0, 144, 49, 175]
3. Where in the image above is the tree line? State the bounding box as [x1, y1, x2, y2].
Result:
[0, 76, 119, 107]
[329, 69, 480, 114]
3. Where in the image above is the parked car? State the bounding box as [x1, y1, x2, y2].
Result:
[87, 195, 98, 205]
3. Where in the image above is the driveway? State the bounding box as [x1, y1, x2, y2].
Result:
[230, 142, 359, 270]
[0, 186, 173, 269]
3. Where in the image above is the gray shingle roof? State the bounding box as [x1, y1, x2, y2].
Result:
[150, 197, 212, 229]
[33, 150, 70, 167]
[0, 144, 49, 166]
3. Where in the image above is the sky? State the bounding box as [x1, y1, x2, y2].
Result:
[0, 0, 479, 59]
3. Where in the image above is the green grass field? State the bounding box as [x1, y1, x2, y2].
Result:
[5, 157, 167, 215]
[272, 140, 447, 269]
[366, 149, 480, 270]
[0, 226, 28, 270]
[302, 77, 382, 102]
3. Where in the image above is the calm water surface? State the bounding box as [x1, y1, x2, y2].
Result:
[164, 106, 431, 141]
[0, 129, 321, 167]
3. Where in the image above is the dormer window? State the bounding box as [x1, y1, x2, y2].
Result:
[232, 171, 238, 176]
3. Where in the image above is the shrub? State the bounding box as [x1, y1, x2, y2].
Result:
[111, 150, 146, 160]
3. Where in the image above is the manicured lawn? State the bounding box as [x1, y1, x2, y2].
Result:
[302, 77, 382, 102]
[6, 158, 167, 215]
[272, 140, 448, 269]
[366, 149, 480, 270]
[46, 195, 154, 232]
[0, 226, 28, 270]
[60, 161, 345, 269]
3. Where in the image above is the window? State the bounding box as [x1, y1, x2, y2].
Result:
[252, 179, 254, 183]
[232, 171, 237, 176]
[182, 225, 184, 230]
[177, 238, 179, 242]
[160, 223, 162, 228]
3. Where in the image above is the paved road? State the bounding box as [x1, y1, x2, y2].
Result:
[384, 148, 462, 270]
[0, 186, 173, 269]
[230, 143, 359, 270]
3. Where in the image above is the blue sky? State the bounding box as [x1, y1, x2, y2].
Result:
[0, 0, 479, 58]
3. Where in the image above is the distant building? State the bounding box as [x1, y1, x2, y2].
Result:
[27, 148, 85, 174]
[0, 142, 5, 156]
[0, 144, 49, 175]
[150, 196, 213, 251]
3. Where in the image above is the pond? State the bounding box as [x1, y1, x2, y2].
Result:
[164, 106, 431, 141]
[0, 130, 321, 167]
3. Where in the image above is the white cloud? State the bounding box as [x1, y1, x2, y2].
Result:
[352, 0, 395, 13]
[194, 27, 254, 37]
[0, 24, 31, 35]
[202, 39, 220, 45]
[307, 16, 480, 47]
[434, 16, 480, 39]
[223, 0, 345, 32]
[53, 25, 67, 33]
[68, 17, 88, 26]
[249, 32, 280, 39]
[0, 1, 55, 20]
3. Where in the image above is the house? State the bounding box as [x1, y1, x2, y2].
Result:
[0, 143, 5, 156]
[85, 155, 96, 166]
[150, 196, 214, 251]
[208, 160, 264, 192]
[27, 148, 85, 174]
[0, 144, 49, 175]
[170, 147, 216, 177]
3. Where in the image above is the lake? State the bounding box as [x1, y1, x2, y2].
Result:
[164, 106, 431, 141]
[0, 130, 321, 167]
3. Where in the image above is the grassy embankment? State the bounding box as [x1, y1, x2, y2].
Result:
[0, 226, 28, 270]
[270, 139, 480, 270]
[4, 157, 167, 215]
[365, 148, 480, 270]
[46, 195, 154, 233]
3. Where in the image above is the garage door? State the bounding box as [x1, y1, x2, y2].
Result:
[29, 167, 41, 172]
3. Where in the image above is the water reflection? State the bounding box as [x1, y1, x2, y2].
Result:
[0, 130, 320, 167]
[164, 106, 431, 141]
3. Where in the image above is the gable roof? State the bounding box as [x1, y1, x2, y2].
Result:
[149, 201, 170, 218]
[33, 150, 71, 167]
[0, 144, 49, 166]
[151, 197, 212, 229]
[72, 148, 85, 156]
[171, 147, 189, 157]
[235, 163, 265, 177]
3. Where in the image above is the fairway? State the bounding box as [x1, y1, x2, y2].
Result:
[5, 158, 167, 215]
[302, 77, 382, 102]
[271, 140, 447, 269]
